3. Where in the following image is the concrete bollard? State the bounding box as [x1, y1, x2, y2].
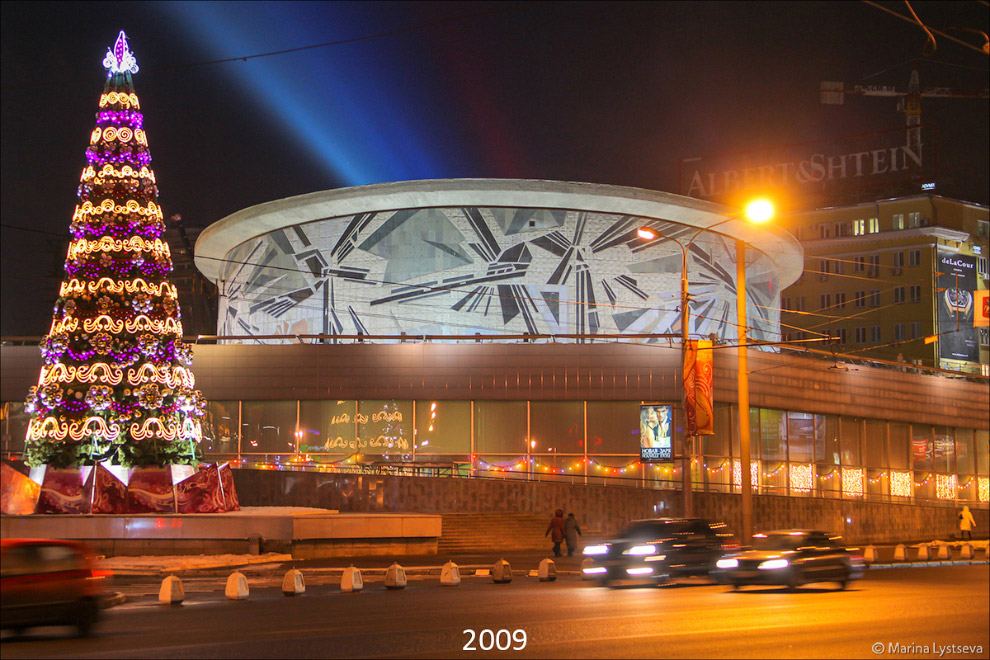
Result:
[581, 557, 596, 579]
[225, 571, 250, 600]
[440, 561, 461, 586]
[159, 575, 184, 604]
[341, 565, 364, 592]
[538, 558, 557, 582]
[864, 546, 877, 564]
[282, 569, 306, 596]
[916, 544, 929, 561]
[385, 563, 407, 590]
[493, 558, 513, 583]
[893, 544, 906, 561]
[960, 544, 973, 560]
[937, 544, 951, 560]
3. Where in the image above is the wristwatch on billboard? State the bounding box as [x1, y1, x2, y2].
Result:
[944, 288, 972, 316]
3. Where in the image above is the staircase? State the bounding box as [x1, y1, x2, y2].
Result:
[438, 513, 550, 554]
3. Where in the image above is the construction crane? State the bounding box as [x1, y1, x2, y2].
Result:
[820, 62, 988, 153]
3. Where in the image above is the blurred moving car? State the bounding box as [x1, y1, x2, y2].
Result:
[715, 529, 864, 591]
[0, 539, 109, 637]
[582, 518, 738, 586]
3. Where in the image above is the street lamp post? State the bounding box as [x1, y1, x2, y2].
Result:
[638, 224, 721, 518]
[639, 199, 772, 526]
[736, 240, 753, 545]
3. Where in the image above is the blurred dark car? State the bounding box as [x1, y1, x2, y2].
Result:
[0, 539, 108, 637]
[582, 518, 739, 586]
[715, 529, 865, 590]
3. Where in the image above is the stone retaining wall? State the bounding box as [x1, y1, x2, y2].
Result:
[233, 468, 988, 545]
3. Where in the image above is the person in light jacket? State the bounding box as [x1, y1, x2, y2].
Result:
[545, 508, 565, 557]
[564, 512, 583, 557]
[959, 505, 976, 541]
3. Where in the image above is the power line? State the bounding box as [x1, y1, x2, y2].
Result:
[0, 5, 536, 91]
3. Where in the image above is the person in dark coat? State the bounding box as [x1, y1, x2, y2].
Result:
[545, 508, 565, 557]
[564, 512, 583, 557]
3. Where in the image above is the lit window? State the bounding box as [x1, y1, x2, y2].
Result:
[893, 213, 905, 230]
[853, 219, 866, 236]
[868, 217, 879, 233]
[908, 212, 921, 228]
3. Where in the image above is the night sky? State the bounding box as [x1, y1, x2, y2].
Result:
[2, 1, 987, 337]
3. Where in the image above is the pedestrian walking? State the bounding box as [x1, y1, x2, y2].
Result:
[545, 508, 565, 557]
[959, 505, 976, 541]
[564, 512, 583, 557]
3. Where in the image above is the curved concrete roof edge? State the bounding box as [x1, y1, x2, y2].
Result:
[195, 179, 803, 287]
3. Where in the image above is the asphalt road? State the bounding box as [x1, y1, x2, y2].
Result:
[1, 565, 987, 659]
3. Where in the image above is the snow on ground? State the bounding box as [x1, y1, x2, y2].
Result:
[97, 553, 292, 571]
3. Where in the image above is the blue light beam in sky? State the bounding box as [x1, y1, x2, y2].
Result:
[159, 1, 452, 186]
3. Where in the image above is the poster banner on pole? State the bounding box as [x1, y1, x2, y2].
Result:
[683, 339, 714, 436]
[640, 404, 672, 462]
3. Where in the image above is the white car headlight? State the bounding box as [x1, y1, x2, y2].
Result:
[624, 544, 657, 556]
[716, 558, 739, 569]
[758, 558, 790, 570]
[626, 567, 654, 576]
[582, 566, 607, 575]
[583, 544, 609, 556]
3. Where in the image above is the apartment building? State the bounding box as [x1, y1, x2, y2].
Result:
[780, 195, 989, 375]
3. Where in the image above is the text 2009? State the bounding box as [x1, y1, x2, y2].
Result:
[462, 629, 527, 651]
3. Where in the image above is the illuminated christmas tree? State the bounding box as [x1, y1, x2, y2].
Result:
[24, 32, 206, 469]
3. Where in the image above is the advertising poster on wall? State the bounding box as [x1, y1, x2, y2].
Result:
[640, 404, 672, 462]
[936, 250, 978, 363]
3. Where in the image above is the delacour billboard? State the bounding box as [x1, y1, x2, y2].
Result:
[936, 250, 978, 363]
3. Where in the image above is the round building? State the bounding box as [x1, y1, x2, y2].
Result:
[195, 179, 802, 342]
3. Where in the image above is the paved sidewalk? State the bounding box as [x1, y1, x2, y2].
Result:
[97, 540, 989, 577]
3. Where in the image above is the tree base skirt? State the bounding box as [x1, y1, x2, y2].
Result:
[1, 462, 240, 514]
